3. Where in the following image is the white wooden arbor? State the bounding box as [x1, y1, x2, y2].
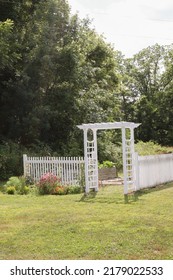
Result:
[77, 121, 141, 194]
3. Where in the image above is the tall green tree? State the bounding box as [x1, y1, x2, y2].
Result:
[118, 44, 173, 145]
[0, 0, 120, 155]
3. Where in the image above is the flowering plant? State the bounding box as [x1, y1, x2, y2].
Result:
[53, 186, 67, 195]
[37, 173, 61, 195]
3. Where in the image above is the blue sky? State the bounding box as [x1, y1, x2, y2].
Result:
[68, 0, 173, 57]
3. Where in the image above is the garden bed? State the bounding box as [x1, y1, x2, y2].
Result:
[98, 167, 117, 181]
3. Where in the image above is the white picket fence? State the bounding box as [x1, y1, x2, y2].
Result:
[23, 154, 84, 186]
[136, 153, 173, 190]
[23, 152, 173, 191]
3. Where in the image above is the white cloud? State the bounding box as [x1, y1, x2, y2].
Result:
[69, 0, 124, 11]
[68, 0, 173, 57]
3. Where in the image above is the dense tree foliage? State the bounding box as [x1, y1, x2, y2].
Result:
[118, 44, 173, 145]
[1, 0, 173, 179]
[0, 0, 119, 152]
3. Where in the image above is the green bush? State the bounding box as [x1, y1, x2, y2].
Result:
[0, 181, 6, 193]
[6, 186, 16, 195]
[97, 132, 123, 171]
[4, 176, 21, 190]
[20, 186, 30, 195]
[0, 141, 55, 181]
[0, 141, 24, 180]
[99, 160, 116, 169]
[67, 185, 81, 194]
[4, 176, 30, 195]
[135, 141, 173, 156]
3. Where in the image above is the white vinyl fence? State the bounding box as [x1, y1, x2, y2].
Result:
[23, 153, 173, 191]
[136, 153, 173, 190]
[23, 154, 84, 186]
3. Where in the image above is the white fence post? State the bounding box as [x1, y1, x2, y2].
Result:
[135, 152, 140, 191]
[122, 127, 128, 195]
[84, 129, 89, 193]
[23, 154, 27, 177]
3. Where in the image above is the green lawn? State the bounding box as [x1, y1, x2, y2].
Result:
[0, 183, 173, 260]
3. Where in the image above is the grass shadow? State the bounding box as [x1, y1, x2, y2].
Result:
[78, 183, 173, 205]
[78, 186, 130, 205]
[124, 192, 139, 204]
[132, 182, 173, 199]
[79, 190, 97, 202]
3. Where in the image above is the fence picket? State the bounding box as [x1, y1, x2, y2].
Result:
[23, 155, 84, 186]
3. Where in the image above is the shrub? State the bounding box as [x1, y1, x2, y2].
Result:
[135, 141, 173, 156]
[0, 140, 55, 181]
[0, 182, 6, 193]
[4, 176, 21, 190]
[37, 173, 61, 195]
[4, 176, 31, 195]
[18, 185, 30, 195]
[53, 186, 68, 195]
[0, 141, 24, 180]
[67, 185, 81, 194]
[28, 185, 38, 196]
[16, 176, 29, 195]
[25, 176, 34, 185]
[97, 131, 123, 170]
[6, 186, 16, 195]
[99, 160, 116, 169]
